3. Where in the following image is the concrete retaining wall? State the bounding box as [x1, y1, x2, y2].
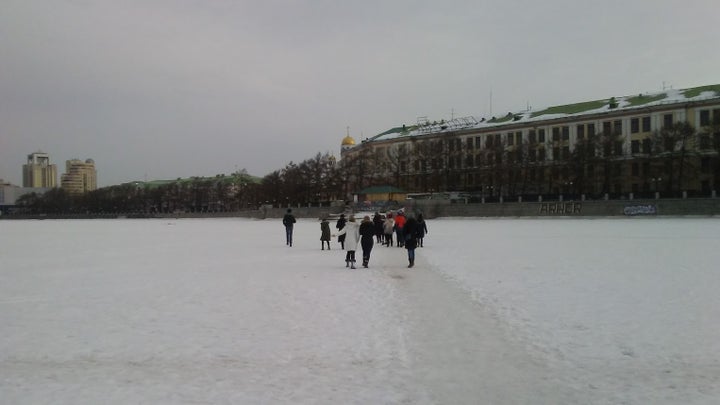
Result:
[405, 198, 720, 218]
[3, 199, 718, 220]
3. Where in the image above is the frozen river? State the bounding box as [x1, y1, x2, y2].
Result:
[1, 217, 718, 404]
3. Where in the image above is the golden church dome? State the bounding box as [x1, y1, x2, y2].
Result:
[341, 135, 356, 146]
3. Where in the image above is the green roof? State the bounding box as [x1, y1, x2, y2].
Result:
[626, 93, 667, 106]
[531, 99, 607, 118]
[684, 84, 720, 98]
[369, 83, 720, 141]
[125, 174, 260, 189]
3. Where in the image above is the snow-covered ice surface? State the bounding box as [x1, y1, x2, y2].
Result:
[1, 217, 718, 404]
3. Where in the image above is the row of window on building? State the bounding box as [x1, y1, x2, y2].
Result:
[437, 109, 719, 152]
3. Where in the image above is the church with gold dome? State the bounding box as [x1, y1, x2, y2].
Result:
[340, 128, 356, 155]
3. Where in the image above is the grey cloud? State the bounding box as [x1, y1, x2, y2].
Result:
[1, 0, 719, 186]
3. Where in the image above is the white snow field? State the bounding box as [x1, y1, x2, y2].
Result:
[1, 217, 718, 404]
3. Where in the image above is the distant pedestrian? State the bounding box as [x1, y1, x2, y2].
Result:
[373, 212, 384, 244]
[416, 213, 428, 247]
[337, 215, 360, 268]
[282, 208, 296, 247]
[394, 209, 406, 247]
[383, 213, 395, 247]
[403, 214, 419, 268]
[320, 218, 331, 250]
[335, 214, 347, 249]
[359, 215, 375, 268]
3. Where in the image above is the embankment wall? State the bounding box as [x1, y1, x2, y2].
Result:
[2, 199, 718, 220]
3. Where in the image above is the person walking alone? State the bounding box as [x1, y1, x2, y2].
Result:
[403, 214, 419, 268]
[320, 218, 331, 250]
[416, 213, 428, 247]
[336, 215, 360, 268]
[359, 215, 375, 268]
[283, 208, 296, 247]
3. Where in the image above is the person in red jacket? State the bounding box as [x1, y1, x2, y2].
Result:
[393, 209, 406, 248]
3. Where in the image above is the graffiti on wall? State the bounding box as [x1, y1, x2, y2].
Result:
[538, 202, 582, 215]
[623, 204, 657, 216]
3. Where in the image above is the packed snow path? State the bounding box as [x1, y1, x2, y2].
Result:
[1, 218, 718, 404]
[376, 250, 575, 404]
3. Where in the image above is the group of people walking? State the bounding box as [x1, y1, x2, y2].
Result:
[285, 208, 427, 269]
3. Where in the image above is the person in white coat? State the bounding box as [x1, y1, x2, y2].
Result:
[383, 213, 395, 247]
[336, 215, 360, 268]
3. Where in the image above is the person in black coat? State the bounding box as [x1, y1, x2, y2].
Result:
[372, 212, 384, 244]
[359, 215, 375, 268]
[403, 215, 419, 268]
[320, 218, 331, 250]
[282, 208, 296, 247]
[416, 213, 428, 247]
[335, 214, 347, 249]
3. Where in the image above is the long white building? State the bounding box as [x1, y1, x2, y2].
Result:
[341, 84, 720, 200]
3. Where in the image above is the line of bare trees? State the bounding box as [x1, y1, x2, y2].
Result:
[340, 119, 720, 201]
[14, 152, 345, 214]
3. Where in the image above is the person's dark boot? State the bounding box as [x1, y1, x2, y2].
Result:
[408, 258, 414, 268]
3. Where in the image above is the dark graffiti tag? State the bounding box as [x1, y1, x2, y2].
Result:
[623, 204, 657, 216]
[538, 202, 582, 215]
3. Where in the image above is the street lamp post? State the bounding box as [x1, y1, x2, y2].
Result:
[652, 177, 662, 199]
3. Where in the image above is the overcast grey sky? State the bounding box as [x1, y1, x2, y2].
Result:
[1, 0, 718, 187]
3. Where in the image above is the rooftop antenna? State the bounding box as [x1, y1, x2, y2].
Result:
[489, 90, 493, 116]
[451, 108, 455, 120]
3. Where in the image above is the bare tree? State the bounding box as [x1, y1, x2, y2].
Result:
[651, 121, 696, 194]
[410, 139, 433, 192]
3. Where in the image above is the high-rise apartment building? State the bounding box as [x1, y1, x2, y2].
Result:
[23, 152, 58, 188]
[61, 159, 97, 195]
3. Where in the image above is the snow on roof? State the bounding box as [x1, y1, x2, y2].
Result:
[368, 84, 720, 143]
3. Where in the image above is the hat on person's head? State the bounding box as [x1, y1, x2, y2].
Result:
[287, 208, 292, 213]
[340, 214, 345, 217]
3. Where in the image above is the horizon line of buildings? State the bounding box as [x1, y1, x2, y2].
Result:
[1, 152, 97, 209]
